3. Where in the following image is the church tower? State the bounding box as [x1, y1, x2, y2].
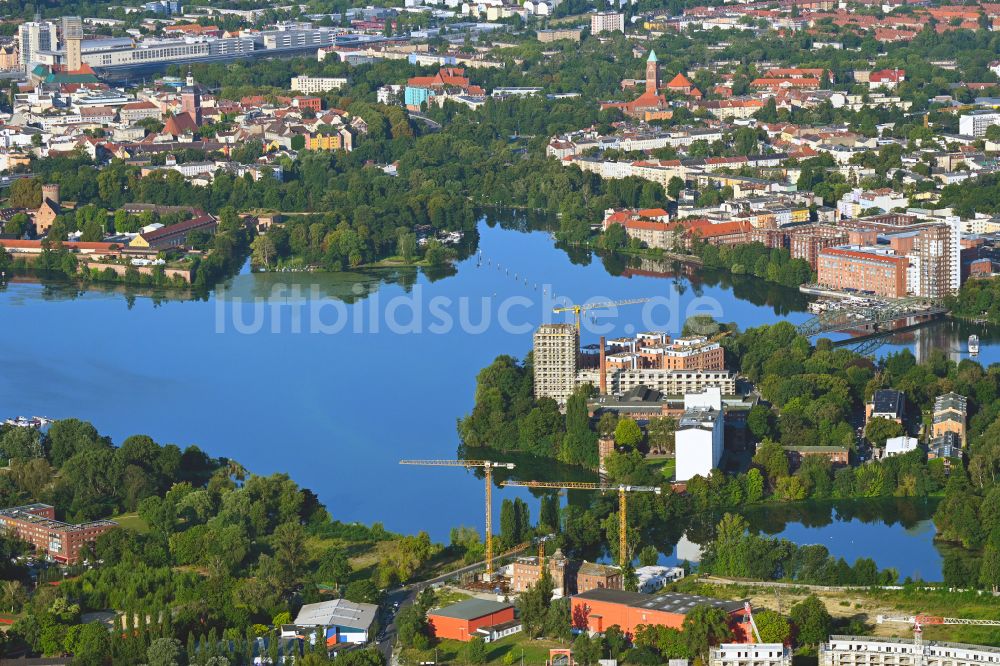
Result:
[645, 50, 659, 95]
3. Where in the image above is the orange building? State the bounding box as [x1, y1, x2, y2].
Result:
[570, 589, 750, 638]
[427, 599, 515, 642]
[817, 247, 908, 297]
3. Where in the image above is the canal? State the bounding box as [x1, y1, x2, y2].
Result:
[0, 213, 991, 580]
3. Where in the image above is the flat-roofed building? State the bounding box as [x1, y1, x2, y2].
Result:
[571, 589, 750, 637]
[817, 246, 908, 298]
[290, 75, 348, 93]
[578, 368, 736, 396]
[821, 636, 1000, 666]
[711, 643, 792, 666]
[0, 503, 116, 564]
[675, 406, 723, 481]
[427, 599, 515, 642]
[534, 324, 579, 403]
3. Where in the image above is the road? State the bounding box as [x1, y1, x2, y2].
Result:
[376, 559, 492, 664]
[408, 113, 442, 131]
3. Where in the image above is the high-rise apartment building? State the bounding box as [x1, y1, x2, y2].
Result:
[533, 324, 578, 404]
[18, 18, 58, 70]
[913, 220, 961, 298]
[590, 11, 625, 34]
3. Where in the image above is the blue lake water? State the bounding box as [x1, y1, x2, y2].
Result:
[0, 216, 985, 580]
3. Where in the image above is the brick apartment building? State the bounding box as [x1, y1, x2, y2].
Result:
[0, 504, 116, 564]
[577, 562, 623, 593]
[511, 550, 569, 594]
[510, 552, 622, 595]
[604, 334, 725, 372]
[817, 247, 908, 297]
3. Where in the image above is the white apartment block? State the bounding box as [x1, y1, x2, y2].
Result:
[576, 368, 736, 396]
[18, 20, 58, 69]
[711, 644, 792, 666]
[590, 11, 624, 33]
[820, 636, 1000, 666]
[533, 324, 579, 404]
[290, 76, 348, 94]
[959, 111, 1000, 138]
[675, 405, 724, 481]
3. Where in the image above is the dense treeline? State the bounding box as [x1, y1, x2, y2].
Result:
[702, 513, 899, 584]
[693, 241, 814, 289]
[0, 418, 432, 663]
[456, 355, 597, 467]
[945, 276, 1000, 324]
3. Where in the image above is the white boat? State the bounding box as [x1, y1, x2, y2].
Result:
[969, 334, 980, 355]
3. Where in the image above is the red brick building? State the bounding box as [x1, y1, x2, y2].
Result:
[577, 562, 623, 593]
[427, 599, 515, 642]
[571, 589, 750, 638]
[817, 247, 908, 297]
[294, 96, 322, 113]
[0, 504, 116, 564]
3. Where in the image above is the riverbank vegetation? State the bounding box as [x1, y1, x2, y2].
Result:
[0, 417, 463, 662]
[944, 275, 1000, 324]
[459, 318, 1000, 590]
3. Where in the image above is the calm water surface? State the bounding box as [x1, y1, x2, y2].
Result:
[0, 215, 986, 579]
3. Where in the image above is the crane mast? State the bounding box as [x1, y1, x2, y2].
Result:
[400, 459, 515, 581]
[500, 481, 660, 567]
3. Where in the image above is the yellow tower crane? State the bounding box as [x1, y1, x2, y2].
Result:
[499, 481, 661, 567]
[399, 459, 514, 581]
[552, 298, 653, 332]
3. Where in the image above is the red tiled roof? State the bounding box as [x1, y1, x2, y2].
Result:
[666, 73, 693, 88]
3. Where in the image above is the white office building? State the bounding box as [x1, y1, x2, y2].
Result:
[821, 635, 1000, 666]
[711, 644, 792, 666]
[675, 406, 723, 481]
[959, 110, 1000, 137]
[290, 76, 348, 93]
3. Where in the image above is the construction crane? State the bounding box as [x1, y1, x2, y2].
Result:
[399, 459, 514, 581]
[552, 298, 652, 332]
[877, 614, 1000, 666]
[499, 481, 661, 567]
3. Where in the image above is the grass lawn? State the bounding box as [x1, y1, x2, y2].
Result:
[426, 586, 472, 609]
[402, 633, 571, 665]
[645, 456, 676, 482]
[109, 512, 149, 533]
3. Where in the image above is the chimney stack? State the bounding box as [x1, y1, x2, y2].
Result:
[599, 335, 607, 395]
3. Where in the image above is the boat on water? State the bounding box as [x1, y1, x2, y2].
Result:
[969, 334, 980, 355]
